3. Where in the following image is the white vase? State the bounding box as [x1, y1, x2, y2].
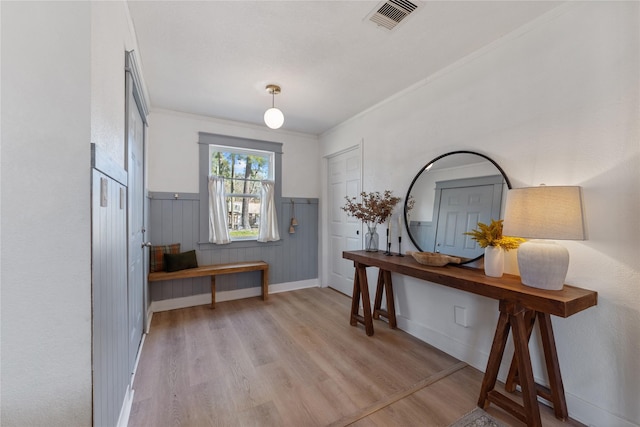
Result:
[484, 246, 504, 278]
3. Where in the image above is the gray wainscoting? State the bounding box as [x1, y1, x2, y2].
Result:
[148, 193, 318, 301]
[92, 163, 129, 427]
[409, 220, 435, 252]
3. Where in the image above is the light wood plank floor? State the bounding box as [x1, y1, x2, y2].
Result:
[129, 287, 584, 427]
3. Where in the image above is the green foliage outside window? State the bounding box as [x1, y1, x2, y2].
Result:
[209, 145, 273, 239]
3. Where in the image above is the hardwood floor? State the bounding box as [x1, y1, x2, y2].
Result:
[129, 287, 584, 427]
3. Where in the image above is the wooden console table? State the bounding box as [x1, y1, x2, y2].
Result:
[342, 250, 597, 427]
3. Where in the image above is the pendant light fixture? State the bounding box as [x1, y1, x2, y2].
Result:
[264, 84, 284, 129]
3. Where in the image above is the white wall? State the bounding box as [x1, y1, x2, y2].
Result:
[91, 2, 144, 168]
[147, 109, 320, 198]
[1, 1, 145, 425]
[1, 2, 93, 425]
[319, 2, 639, 426]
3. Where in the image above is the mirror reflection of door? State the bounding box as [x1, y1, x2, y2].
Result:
[431, 175, 504, 258]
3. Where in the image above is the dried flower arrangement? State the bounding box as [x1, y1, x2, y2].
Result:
[464, 219, 524, 251]
[341, 190, 402, 225]
[405, 195, 415, 214]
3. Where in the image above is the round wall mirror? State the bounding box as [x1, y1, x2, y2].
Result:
[404, 151, 511, 264]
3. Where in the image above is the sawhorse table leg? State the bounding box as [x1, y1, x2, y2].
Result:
[350, 261, 374, 336]
[478, 301, 543, 427]
[373, 269, 396, 328]
[504, 311, 568, 421]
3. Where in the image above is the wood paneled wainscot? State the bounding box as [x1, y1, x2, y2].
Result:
[342, 250, 597, 427]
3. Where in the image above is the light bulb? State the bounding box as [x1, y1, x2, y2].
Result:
[264, 107, 284, 129]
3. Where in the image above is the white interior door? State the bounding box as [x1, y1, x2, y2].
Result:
[328, 146, 361, 296]
[126, 73, 145, 374]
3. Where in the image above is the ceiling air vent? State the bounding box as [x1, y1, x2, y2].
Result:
[368, 0, 419, 31]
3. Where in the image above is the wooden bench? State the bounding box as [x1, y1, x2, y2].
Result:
[148, 261, 269, 308]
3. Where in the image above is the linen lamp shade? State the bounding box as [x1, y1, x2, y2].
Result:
[502, 186, 586, 290]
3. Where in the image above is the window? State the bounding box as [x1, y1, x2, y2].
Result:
[209, 145, 274, 240]
[198, 132, 283, 247]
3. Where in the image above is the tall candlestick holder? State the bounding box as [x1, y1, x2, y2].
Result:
[396, 236, 404, 256]
[384, 228, 392, 255]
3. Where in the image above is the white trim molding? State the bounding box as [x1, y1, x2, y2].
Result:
[125, 50, 150, 120]
[116, 385, 134, 427]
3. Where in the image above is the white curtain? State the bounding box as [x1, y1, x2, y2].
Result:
[208, 176, 231, 244]
[258, 180, 280, 242]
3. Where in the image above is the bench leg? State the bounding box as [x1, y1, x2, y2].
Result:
[262, 267, 269, 301]
[210, 276, 216, 309]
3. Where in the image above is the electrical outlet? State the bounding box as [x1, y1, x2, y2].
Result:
[454, 306, 468, 327]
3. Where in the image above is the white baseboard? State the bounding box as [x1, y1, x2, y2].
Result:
[564, 393, 637, 427]
[150, 278, 319, 313]
[396, 315, 495, 374]
[116, 384, 134, 427]
[151, 293, 211, 312]
[396, 315, 632, 427]
[117, 325, 148, 427]
[145, 307, 153, 333]
[131, 333, 146, 385]
[269, 278, 319, 294]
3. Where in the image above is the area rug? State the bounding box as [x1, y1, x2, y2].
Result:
[448, 407, 510, 427]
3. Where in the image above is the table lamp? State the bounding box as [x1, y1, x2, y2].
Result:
[502, 185, 586, 290]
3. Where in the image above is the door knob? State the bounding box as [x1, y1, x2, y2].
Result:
[142, 242, 152, 248]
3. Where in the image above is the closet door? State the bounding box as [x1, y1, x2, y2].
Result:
[92, 166, 129, 427]
[327, 145, 362, 295]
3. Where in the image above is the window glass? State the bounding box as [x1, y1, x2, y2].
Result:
[209, 145, 274, 240]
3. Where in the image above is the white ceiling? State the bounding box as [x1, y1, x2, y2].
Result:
[127, 1, 563, 135]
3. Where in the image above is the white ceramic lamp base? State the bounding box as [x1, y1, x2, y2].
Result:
[517, 240, 569, 290]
